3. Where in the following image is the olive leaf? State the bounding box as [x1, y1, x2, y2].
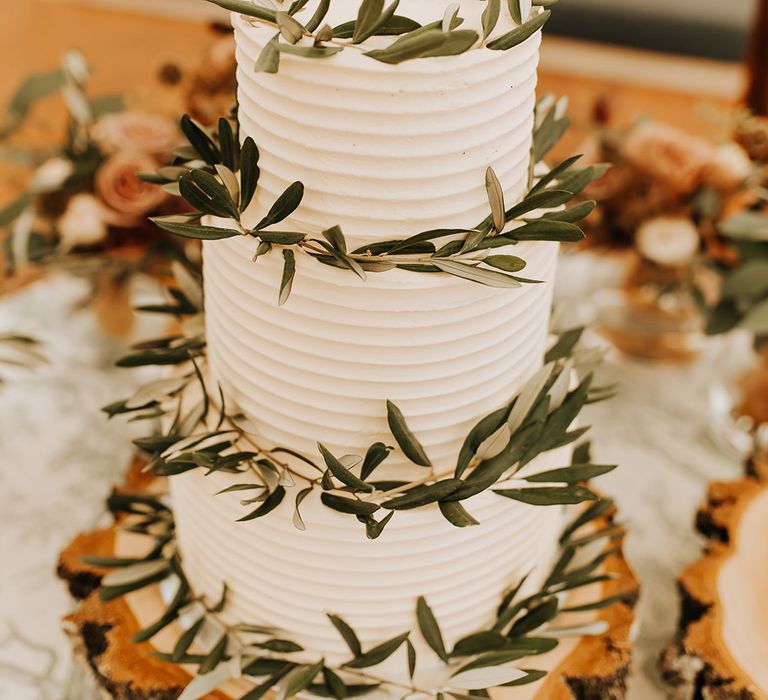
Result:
[487, 9, 550, 50]
[276, 660, 324, 700]
[524, 464, 616, 484]
[255, 35, 281, 73]
[438, 500, 479, 527]
[318, 442, 374, 492]
[481, 0, 501, 39]
[432, 260, 522, 288]
[360, 442, 392, 480]
[217, 117, 237, 171]
[485, 167, 505, 234]
[508, 597, 559, 636]
[327, 613, 362, 657]
[320, 493, 380, 516]
[382, 479, 463, 510]
[240, 136, 260, 211]
[426, 30, 479, 58]
[237, 486, 286, 521]
[276, 43, 343, 58]
[255, 181, 304, 231]
[483, 255, 526, 273]
[276, 11, 305, 43]
[359, 510, 395, 539]
[190, 170, 240, 219]
[352, 0, 385, 43]
[279, 249, 296, 306]
[493, 485, 597, 506]
[198, 634, 228, 674]
[322, 225, 347, 253]
[365, 28, 447, 64]
[180, 115, 220, 165]
[306, 0, 330, 32]
[386, 400, 431, 467]
[293, 486, 313, 530]
[206, 0, 277, 22]
[343, 632, 410, 668]
[416, 597, 448, 661]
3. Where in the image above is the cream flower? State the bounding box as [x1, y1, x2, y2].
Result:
[706, 143, 753, 190]
[29, 157, 74, 194]
[57, 193, 108, 249]
[635, 217, 700, 267]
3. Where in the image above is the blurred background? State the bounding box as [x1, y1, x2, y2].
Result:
[2, 2, 768, 700]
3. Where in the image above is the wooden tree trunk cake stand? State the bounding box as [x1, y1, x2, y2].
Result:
[58, 459, 638, 700]
[660, 454, 768, 699]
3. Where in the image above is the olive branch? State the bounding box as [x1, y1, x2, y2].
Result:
[205, 0, 558, 72]
[144, 97, 605, 305]
[104, 263, 617, 538]
[83, 468, 634, 700]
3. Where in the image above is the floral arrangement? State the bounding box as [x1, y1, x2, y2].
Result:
[0, 51, 192, 279]
[576, 107, 768, 338]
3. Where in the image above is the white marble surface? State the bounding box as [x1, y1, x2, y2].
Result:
[0, 272, 744, 700]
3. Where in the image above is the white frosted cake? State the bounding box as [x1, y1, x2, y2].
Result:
[169, 0, 570, 683]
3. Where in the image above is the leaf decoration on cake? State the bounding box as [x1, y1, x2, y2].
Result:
[481, 0, 501, 40]
[255, 181, 304, 231]
[306, 0, 331, 32]
[255, 35, 281, 73]
[318, 442, 374, 492]
[149, 97, 599, 292]
[342, 632, 410, 668]
[416, 597, 449, 661]
[276, 660, 325, 700]
[487, 9, 550, 50]
[85, 454, 635, 698]
[485, 166, 506, 234]
[386, 399, 432, 467]
[276, 11, 305, 43]
[278, 249, 296, 305]
[438, 501, 479, 528]
[352, 0, 385, 43]
[327, 613, 363, 657]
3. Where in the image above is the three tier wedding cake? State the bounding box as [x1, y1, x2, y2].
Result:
[62, 1, 635, 698]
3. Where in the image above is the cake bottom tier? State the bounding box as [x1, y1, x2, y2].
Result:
[170, 446, 571, 677]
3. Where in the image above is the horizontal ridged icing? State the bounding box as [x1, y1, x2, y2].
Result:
[232, 5, 542, 243]
[170, 5, 565, 690]
[203, 235, 559, 476]
[170, 451, 570, 674]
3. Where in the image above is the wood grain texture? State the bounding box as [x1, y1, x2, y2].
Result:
[660, 455, 768, 700]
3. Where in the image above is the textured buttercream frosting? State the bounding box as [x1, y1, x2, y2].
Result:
[170, 1, 567, 686]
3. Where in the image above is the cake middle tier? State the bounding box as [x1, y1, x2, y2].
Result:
[204, 235, 559, 477]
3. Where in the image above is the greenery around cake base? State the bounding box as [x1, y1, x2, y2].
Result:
[86, 463, 629, 700]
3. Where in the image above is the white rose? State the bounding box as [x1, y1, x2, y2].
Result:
[706, 143, 753, 189]
[635, 217, 700, 267]
[29, 157, 74, 194]
[57, 193, 108, 250]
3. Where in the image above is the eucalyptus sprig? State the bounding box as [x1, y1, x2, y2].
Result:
[204, 0, 558, 72]
[149, 101, 602, 304]
[88, 465, 633, 700]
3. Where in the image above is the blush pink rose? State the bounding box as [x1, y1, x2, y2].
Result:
[623, 121, 714, 193]
[94, 151, 167, 224]
[92, 111, 178, 158]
